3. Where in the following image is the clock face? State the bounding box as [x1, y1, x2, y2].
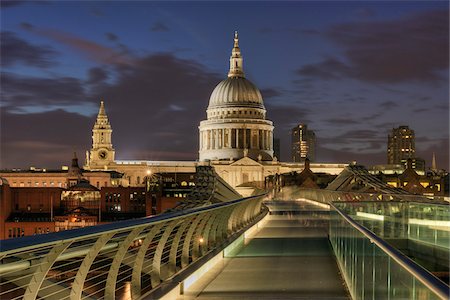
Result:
[98, 150, 108, 160]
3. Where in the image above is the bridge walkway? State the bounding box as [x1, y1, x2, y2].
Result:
[180, 200, 349, 299]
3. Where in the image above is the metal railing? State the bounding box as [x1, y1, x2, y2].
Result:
[284, 187, 449, 300]
[330, 203, 449, 300]
[276, 186, 448, 203]
[0, 194, 267, 300]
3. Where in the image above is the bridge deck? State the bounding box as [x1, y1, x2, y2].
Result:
[181, 201, 349, 299]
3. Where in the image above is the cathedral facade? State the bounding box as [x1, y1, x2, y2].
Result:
[199, 32, 274, 162]
[85, 33, 346, 191]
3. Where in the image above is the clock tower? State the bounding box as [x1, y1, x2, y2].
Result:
[87, 100, 115, 168]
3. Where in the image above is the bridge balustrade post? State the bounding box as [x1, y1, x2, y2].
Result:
[151, 220, 181, 287]
[23, 241, 72, 300]
[244, 198, 258, 223]
[131, 223, 164, 300]
[192, 212, 214, 261]
[240, 200, 252, 225]
[235, 201, 252, 229]
[199, 212, 217, 255]
[181, 215, 202, 268]
[252, 197, 263, 218]
[69, 232, 115, 300]
[215, 206, 234, 242]
[104, 226, 147, 300]
[229, 203, 246, 231]
[167, 216, 195, 275]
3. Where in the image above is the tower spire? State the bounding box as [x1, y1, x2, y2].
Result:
[98, 99, 106, 116]
[431, 152, 437, 171]
[228, 31, 244, 78]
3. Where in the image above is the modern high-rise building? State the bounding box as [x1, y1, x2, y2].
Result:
[387, 125, 415, 164]
[291, 124, 315, 162]
[273, 138, 281, 160]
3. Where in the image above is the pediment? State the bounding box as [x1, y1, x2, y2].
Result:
[230, 157, 262, 167]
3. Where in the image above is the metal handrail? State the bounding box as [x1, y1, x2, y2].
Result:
[330, 202, 450, 300]
[0, 194, 264, 254]
[282, 186, 448, 204]
[0, 193, 267, 300]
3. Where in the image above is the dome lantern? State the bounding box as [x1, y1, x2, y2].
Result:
[228, 31, 244, 78]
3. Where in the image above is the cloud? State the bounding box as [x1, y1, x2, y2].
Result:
[286, 28, 321, 36]
[105, 32, 118, 42]
[19, 22, 34, 30]
[87, 67, 108, 84]
[260, 88, 282, 99]
[1, 109, 92, 168]
[1, 31, 58, 68]
[325, 118, 360, 125]
[355, 8, 376, 18]
[379, 101, 398, 109]
[299, 9, 449, 83]
[86, 53, 222, 161]
[25, 26, 133, 65]
[1, 72, 87, 109]
[298, 57, 351, 80]
[150, 21, 169, 32]
[1, 0, 27, 8]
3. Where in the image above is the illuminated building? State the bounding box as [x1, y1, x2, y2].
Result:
[291, 123, 315, 162]
[198, 32, 274, 161]
[387, 125, 415, 164]
[84, 33, 346, 191]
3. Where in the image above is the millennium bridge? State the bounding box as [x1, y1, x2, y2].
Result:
[1, 169, 449, 299]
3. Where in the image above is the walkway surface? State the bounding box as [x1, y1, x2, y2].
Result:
[182, 200, 349, 299]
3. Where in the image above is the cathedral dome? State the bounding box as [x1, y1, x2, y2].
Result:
[208, 76, 264, 109]
[198, 32, 274, 162]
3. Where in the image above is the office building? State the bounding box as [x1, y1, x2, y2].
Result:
[387, 125, 415, 164]
[292, 124, 315, 162]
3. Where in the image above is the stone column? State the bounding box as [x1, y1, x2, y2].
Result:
[243, 128, 247, 149]
[269, 131, 273, 150]
[209, 130, 213, 150]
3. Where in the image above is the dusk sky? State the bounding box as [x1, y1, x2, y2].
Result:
[1, 1, 449, 169]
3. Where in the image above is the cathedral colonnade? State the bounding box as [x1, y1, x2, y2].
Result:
[199, 126, 273, 151]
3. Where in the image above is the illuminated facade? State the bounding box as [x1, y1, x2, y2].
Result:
[198, 32, 274, 161]
[86, 100, 115, 169]
[84, 33, 346, 190]
[292, 124, 315, 162]
[387, 125, 415, 164]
